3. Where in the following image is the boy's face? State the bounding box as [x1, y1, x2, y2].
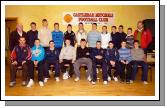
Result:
[49, 42, 55, 48]
[137, 22, 143, 30]
[42, 21, 48, 27]
[54, 25, 59, 30]
[80, 41, 86, 47]
[134, 42, 139, 48]
[65, 40, 71, 46]
[119, 27, 123, 33]
[121, 42, 126, 47]
[127, 29, 132, 35]
[67, 26, 72, 31]
[19, 38, 26, 45]
[112, 27, 116, 32]
[31, 24, 36, 30]
[102, 27, 107, 33]
[35, 40, 40, 46]
[109, 43, 114, 48]
[96, 42, 101, 49]
[92, 24, 97, 30]
[79, 24, 84, 30]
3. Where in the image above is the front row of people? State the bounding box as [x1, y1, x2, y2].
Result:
[9, 36, 148, 87]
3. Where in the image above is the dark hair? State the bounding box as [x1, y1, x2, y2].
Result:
[121, 39, 127, 43]
[19, 36, 25, 40]
[96, 41, 101, 44]
[80, 39, 86, 42]
[119, 25, 124, 29]
[35, 38, 40, 41]
[92, 23, 97, 26]
[79, 22, 83, 25]
[49, 40, 54, 44]
[112, 26, 117, 29]
[134, 40, 139, 44]
[109, 41, 114, 44]
[67, 24, 72, 27]
[138, 20, 143, 25]
[54, 22, 59, 26]
[102, 26, 107, 29]
[30, 22, 36, 26]
[127, 27, 132, 31]
[42, 19, 47, 22]
[65, 38, 71, 41]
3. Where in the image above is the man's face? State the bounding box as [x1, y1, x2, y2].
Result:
[16, 24, 23, 32]
[137, 22, 143, 30]
[80, 41, 86, 47]
[109, 43, 114, 48]
[54, 25, 59, 30]
[19, 38, 26, 45]
[49, 42, 55, 48]
[67, 26, 72, 31]
[65, 40, 71, 46]
[42, 21, 48, 27]
[134, 42, 139, 48]
[92, 24, 97, 30]
[127, 29, 132, 35]
[112, 27, 116, 32]
[31, 24, 36, 30]
[102, 27, 107, 33]
[35, 40, 40, 46]
[118, 27, 123, 33]
[96, 42, 101, 49]
[121, 42, 126, 47]
[79, 24, 84, 30]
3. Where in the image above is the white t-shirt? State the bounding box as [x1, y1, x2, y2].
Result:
[76, 30, 87, 46]
[101, 32, 111, 49]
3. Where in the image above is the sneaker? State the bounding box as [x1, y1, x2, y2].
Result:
[87, 76, 92, 82]
[108, 76, 111, 81]
[63, 72, 69, 80]
[21, 81, 26, 86]
[26, 79, 34, 87]
[113, 76, 118, 82]
[143, 81, 148, 84]
[126, 81, 130, 84]
[130, 80, 133, 84]
[55, 77, 60, 82]
[39, 81, 44, 87]
[91, 81, 96, 85]
[74, 77, 80, 82]
[9, 81, 16, 87]
[44, 78, 49, 83]
[103, 81, 108, 85]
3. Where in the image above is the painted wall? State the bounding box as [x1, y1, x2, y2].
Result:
[5, 5, 155, 33]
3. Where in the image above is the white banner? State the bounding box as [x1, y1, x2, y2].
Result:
[62, 12, 115, 25]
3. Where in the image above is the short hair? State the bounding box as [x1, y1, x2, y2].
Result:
[127, 27, 132, 31]
[109, 41, 114, 44]
[35, 38, 40, 41]
[112, 26, 117, 29]
[119, 25, 124, 29]
[79, 22, 83, 25]
[121, 40, 127, 43]
[102, 26, 107, 29]
[67, 24, 72, 27]
[54, 22, 59, 26]
[19, 36, 25, 40]
[134, 40, 139, 44]
[49, 40, 54, 44]
[80, 39, 86, 42]
[42, 19, 47, 22]
[138, 20, 143, 25]
[65, 38, 71, 41]
[92, 23, 97, 26]
[96, 41, 101, 44]
[30, 22, 36, 26]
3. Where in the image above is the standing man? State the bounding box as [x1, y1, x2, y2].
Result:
[101, 26, 111, 50]
[9, 37, 31, 87]
[26, 22, 38, 48]
[117, 25, 126, 49]
[110, 26, 119, 49]
[9, 23, 27, 52]
[38, 19, 52, 51]
[76, 22, 87, 47]
[134, 21, 152, 53]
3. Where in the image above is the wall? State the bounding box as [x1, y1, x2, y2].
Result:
[5, 5, 155, 33]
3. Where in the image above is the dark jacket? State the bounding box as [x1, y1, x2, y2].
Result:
[64, 31, 76, 46]
[111, 32, 126, 49]
[9, 30, 27, 51]
[10, 44, 32, 63]
[26, 30, 38, 48]
[76, 47, 91, 59]
[105, 48, 119, 62]
[90, 48, 105, 60]
[45, 48, 59, 62]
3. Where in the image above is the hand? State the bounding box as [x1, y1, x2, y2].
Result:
[12, 61, 17, 65]
[98, 56, 103, 59]
[110, 61, 115, 66]
[59, 60, 63, 63]
[22, 61, 26, 65]
[121, 60, 126, 64]
[95, 56, 99, 59]
[125, 61, 129, 64]
[72, 60, 75, 64]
